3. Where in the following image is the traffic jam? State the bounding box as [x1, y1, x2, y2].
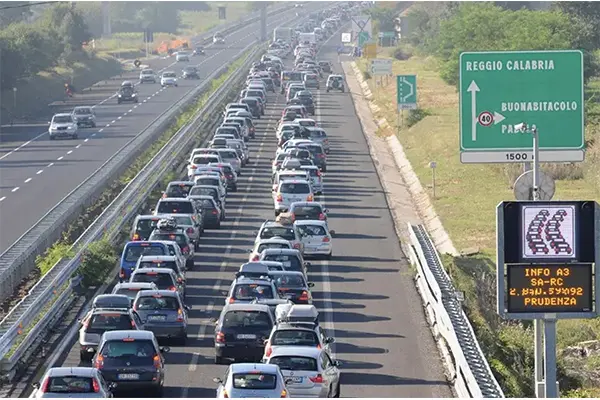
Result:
[30, 6, 353, 399]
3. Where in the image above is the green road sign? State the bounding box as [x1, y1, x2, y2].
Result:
[397, 75, 417, 110]
[459, 50, 584, 164]
[358, 31, 369, 47]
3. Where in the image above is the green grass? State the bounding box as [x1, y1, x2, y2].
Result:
[355, 50, 600, 396]
[179, 2, 252, 36]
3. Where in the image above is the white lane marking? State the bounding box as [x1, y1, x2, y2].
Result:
[0, 197, 5, 202]
[24, 178, 32, 183]
[117, 116, 122, 120]
[195, 301, 216, 340]
[75, 144, 81, 149]
[67, 150, 73, 155]
[188, 352, 201, 372]
[47, 162, 54, 167]
[57, 156, 63, 161]
[91, 133, 97, 137]
[111, 120, 116, 124]
[128, 109, 133, 113]
[36, 169, 43, 174]
[11, 187, 19, 192]
[84, 138, 89, 142]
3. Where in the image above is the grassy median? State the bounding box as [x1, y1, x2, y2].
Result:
[356, 49, 600, 397]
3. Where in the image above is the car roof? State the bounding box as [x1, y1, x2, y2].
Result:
[114, 282, 157, 289]
[294, 220, 328, 227]
[274, 322, 315, 332]
[46, 367, 97, 378]
[261, 248, 302, 256]
[234, 276, 274, 285]
[53, 113, 72, 117]
[279, 179, 310, 185]
[102, 330, 155, 341]
[135, 214, 161, 220]
[138, 255, 178, 261]
[168, 181, 194, 186]
[223, 303, 271, 312]
[159, 197, 193, 202]
[131, 267, 175, 275]
[269, 345, 322, 358]
[230, 363, 281, 374]
[135, 289, 180, 298]
[290, 201, 322, 208]
[269, 270, 305, 278]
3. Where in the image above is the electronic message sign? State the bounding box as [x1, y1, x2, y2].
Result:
[506, 263, 593, 313]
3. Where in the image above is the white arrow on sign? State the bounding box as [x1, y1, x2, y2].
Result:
[467, 80, 480, 141]
[493, 111, 505, 125]
[398, 77, 414, 102]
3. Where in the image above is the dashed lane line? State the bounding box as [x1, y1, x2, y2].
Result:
[36, 170, 43, 175]
[24, 178, 32, 183]
[0, 197, 5, 202]
[11, 187, 19, 193]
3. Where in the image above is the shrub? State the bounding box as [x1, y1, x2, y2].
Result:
[77, 240, 118, 288]
[35, 242, 74, 276]
[362, 70, 371, 80]
[392, 46, 412, 60]
[406, 108, 430, 127]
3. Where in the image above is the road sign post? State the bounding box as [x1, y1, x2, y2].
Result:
[459, 50, 584, 163]
[497, 200, 599, 398]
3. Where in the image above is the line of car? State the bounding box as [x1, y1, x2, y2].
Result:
[30, 4, 355, 398]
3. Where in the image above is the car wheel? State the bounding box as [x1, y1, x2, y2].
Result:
[80, 351, 90, 362]
[326, 252, 332, 260]
[186, 258, 194, 269]
[72, 133, 78, 139]
[215, 355, 224, 364]
[177, 334, 187, 346]
[333, 383, 341, 398]
[49, 135, 55, 140]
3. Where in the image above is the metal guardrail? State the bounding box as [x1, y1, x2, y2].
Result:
[0, 2, 300, 304]
[0, 42, 263, 377]
[407, 224, 504, 398]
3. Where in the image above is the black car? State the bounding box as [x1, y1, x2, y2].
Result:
[299, 143, 326, 171]
[163, 181, 194, 198]
[214, 303, 274, 364]
[117, 85, 138, 104]
[295, 91, 315, 115]
[240, 97, 261, 119]
[193, 46, 205, 56]
[191, 195, 222, 229]
[93, 330, 169, 395]
[269, 271, 314, 304]
[183, 66, 200, 79]
[318, 61, 332, 73]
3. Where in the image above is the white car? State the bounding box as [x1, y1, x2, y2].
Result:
[213, 363, 290, 398]
[294, 220, 334, 259]
[213, 34, 225, 44]
[139, 68, 157, 83]
[249, 238, 293, 262]
[176, 51, 190, 62]
[161, 71, 178, 87]
[71, 106, 96, 128]
[48, 113, 78, 140]
[32, 367, 114, 398]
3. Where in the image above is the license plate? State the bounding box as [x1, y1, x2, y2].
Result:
[237, 334, 257, 339]
[118, 373, 139, 380]
[282, 261, 291, 267]
[288, 376, 303, 383]
[148, 315, 167, 321]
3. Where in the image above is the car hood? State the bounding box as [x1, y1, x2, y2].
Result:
[51, 123, 75, 128]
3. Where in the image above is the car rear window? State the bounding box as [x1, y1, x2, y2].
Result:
[269, 356, 318, 371]
[166, 184, 192, 197]
[223, 310, 272, 328]
[100, 340, 155, 358]
[260, 227, 295, 240]
[293, 206, 321, 217]
[131, 272, 175, 288]
[262, 255, 302, 272]
[157, 201, 193, 214]
[47, 377, 94, 393]
[232, 284, 275, 301]
[242, 98, 258, 105]
[298, 120, 316, 127]
[220, 151, 238, 159]
[135, 296, 179, 310]
[273, 274, 306, 288]
[193, 156, 219, 164]
[189, 187, 218, 198]
[135, 219, 159, 233]
[170, 216, 193, 226]
[232, 373, 277, 390]
[88, 313, 132, 331]
[272, 330, 318, 346]
[124, 245, 166, 262]
[195, 178, 219, 186]
[280, 182, 310, 194]
[298, 225, 326, 236]
[258, 243, 290, 253]
[151, 233, 187, 247]
[138, 260, 177, 271]
[195, 199, 216, 209]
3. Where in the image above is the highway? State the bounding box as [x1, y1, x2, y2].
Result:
[0, 6, 322, 254]
[44, 38, 452, 398]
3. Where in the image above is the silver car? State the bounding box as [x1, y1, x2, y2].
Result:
[265, 346, 341, 398]
[111, 282, 158, 305]
[132, 289, 190, 345]
[32, 367, 114, 398]
[72, 106, 97, 128]
[273, 179, 314, 216]
[139, 68, 157, 83]
[300, 165, 323, 195]
[159, 213, 202, 245]
[49, 113, 78, 140]
[213, 363, 290, 398]
[216, 149, 242, 175]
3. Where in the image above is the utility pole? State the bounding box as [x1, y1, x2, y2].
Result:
[260, 4, 267, 41]
[102, 1, 111, 38]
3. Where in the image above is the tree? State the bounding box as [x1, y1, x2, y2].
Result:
[553, 1, 600, 49]
[0, 1, 33, 28]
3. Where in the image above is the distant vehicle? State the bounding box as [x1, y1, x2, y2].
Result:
[71, 106, 97, 128]
[139, 68, 157, 83]
[48, 113, 78, 140]
[176, 51, 191, 62]
[117, 82, 138, 104]
[213, 33, 225, 44]
[161, 71, 178, 87]
[183, 66, 200, 79]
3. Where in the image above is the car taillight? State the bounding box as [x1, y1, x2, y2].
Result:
[319, 213, 325, 220]
[162, 193, 167, 198]
[324, 139, 328, 143]
[168, 286, 177, 292]
[316, 170, 321, 177]
[281, 389, 288, 397]
[182, 246, 189, 253]
[293, 243, 301, 249]
[39, 376, 50, 393]
[323, 236, 331, 243]
[216, 331, 226, 343]
[153, 354, 161, 368]
[265, 343, 272, 357]
[132, 233, 140, 240]
[190, 165, 197, 169]
[177, 308, 184, 322]
[223, 390, 229, 398]
[252, 255, 259, 261]
[92, 377, 100, 393]
[307, 195, 313, 201]
[177, 277, 183, 283]
[119, 269, 125, 278]
[228, 297, 235, 304]
[212, 209, 218, 215]
[291, 213, 296, 221]
[131, 319, 136, 328]
[186, 227, 194, 234]
[276, 194, 283, 202]
[309, 374, 324, 384]
[227, 174, 233, 178]
[318, 153, 325, 158]
[299, 291, 309, 301]
[94, 354, 104, 369]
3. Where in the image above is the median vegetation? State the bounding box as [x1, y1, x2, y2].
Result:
[361, 2, 600, 397]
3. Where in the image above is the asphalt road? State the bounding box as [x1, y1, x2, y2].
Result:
[0, 6, 322, 254]
[45, 38, 452, 398]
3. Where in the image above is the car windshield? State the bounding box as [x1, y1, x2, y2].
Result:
[124, 245, 165, 262]
[273, 274, 306, 288]
[138, 260, 177, 271]
[88, 313, 132, 331]
[272, 330, 318, 346]
[151, 233, 187, 247]
[131, 272, 174, 288]
[269, 356, 318, 371]
[258, 243, 290, 252]
[142, 69, 154, 74]
[135, 296, 179, 310]
[100, 340, 155, 358]
[280, 182, 310, 194]
[262, 254, 302, 272]
[232, 373, 277, 390]
[166, 184, 192, 197]
[221, 151, 238, 159]
[223, 310, 272, 328]
[46, 377, 95, 393]
[163, 73, 176, 78]
[53, 116, 72, 123]
[232, 284, 275, 300]
[260, 227, 295, 240]
[157, 201, 193, 214]
[74, 108, 91, 115]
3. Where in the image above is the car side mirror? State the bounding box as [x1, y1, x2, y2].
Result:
[160, 346, 170, 353]
[213, 377, 223, 384]
[333, 360, 340, 367]
[108, 382, 118, 390]
[185, 305, 192, 311]
[308, 282, 315, 288]
[285, 378, 294, 385]
[304, 261, 311, 267]
[325, 337, 335, 344]
[33, 382, 40, 389]
[329, 230, 336, 236]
